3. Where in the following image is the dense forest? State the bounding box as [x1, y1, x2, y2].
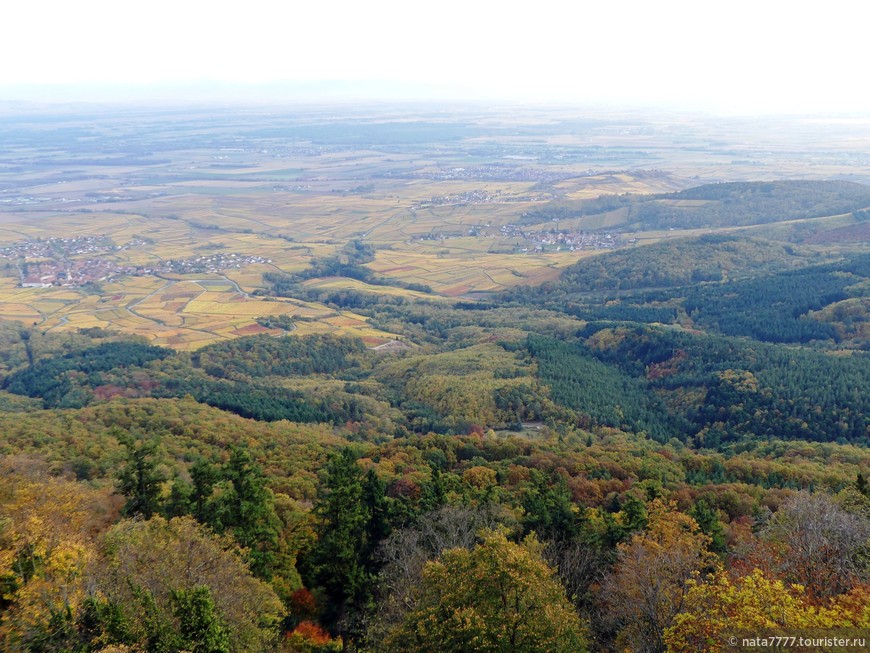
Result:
[505, 241, 870, 346]
[3, 185, 870, 651]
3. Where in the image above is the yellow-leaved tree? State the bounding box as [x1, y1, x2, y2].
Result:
[664, 569, 870, 653]
[383, 530, 588, 653]
[0, 460, 114, 651]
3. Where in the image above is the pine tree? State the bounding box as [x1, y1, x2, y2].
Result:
[310, 448, 370, 639]
[361, 467, 390, 570]
[522, 470, 581, 540]
[117, 441, 164, 519]
[690, 498, 727, 554]
[164, 477, 193, 518]
[214, 447, 280, 580]
[420, 466, 448, 512]
[190, 458, 219, 523]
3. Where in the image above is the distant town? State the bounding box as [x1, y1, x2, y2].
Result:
[417, 224, 628, 253]
[0, 236, 270, 288]
[496, 224, 630, 252]
[414, 189, 549, 207]
[428, 165, 575, 183]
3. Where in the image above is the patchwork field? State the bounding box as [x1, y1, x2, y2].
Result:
[2, 106, 869, 347]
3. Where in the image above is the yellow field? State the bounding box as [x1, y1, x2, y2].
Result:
[302, 276, 445, 301]
[0, 264, 408, 349]
[553, 172, 689, 200]
[369, 247, 584, 295]
[0, 143, 672, 349]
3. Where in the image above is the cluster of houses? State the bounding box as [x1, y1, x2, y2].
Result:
[19, 259, 134, 288]
[421, 189, 499, 206]
[429, 166, 572, 183]
[159, 253, 271, 274]
[497, 224, 628, 252]
[3, 235, 271, 288]
[0, 235, 117, 260]
[415, 189, 551, 209]
[413, 223, 629, 254]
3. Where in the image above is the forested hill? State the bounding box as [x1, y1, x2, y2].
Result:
[1, 315, 869, 651]
[1, 315, 868, 448]
[519, 179, 870, 229]
[502, 236, 870, 346]
[2, 279, 870, 650]
[552, 234, 820, 291]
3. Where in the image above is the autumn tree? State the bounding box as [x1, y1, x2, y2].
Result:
[760, 492, 870, 599]
[0, 461, 116, 651]
[91, 516, 284, 652]
[543, 538, 606, 614]
[602, 500, 714, 653]
[664, 568, 870, 653]
[368, 504, 513, 647]
[383, 530, 588, 653]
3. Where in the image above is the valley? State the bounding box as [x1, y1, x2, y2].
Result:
[1, 103, 869, 652]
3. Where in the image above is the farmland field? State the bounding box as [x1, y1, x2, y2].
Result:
[2, 105, 870, 347]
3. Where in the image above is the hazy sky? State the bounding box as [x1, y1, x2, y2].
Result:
[2, 0, 866, 114]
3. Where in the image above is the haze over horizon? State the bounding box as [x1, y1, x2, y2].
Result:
[3, 0, 869, 116]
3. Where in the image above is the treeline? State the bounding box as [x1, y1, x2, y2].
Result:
[503, 240, 869, 346]
[0, 330, 549, 434]
[0, 335, 379, 425]
[193, 333, 368, 379]
[685, 269, 845, 343]
[563, 302, 677, 324]
[555, 235, 817, 292]
[3, 341, 171, 408]
[3, 424, 869, 651]
[261, 240, 431, 303]
[684, 252, 870, 343]
[2, 394, 867, 502]
[2, 304, 868, 449]
[581, 324, 870, 446]
[519, 193, 633, 224]
[158, 375, 365, 423]
[519, 179, 870, 230]
[640, 180, 870, 229]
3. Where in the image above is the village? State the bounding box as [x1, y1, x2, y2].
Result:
[0, 236, 270, 288]
[416, 224, 628, 253]
[429, 165, 575, 183]
[0, 235, 119, 260]
[415, 188, 549, 208]
[496, 224, 629, 252]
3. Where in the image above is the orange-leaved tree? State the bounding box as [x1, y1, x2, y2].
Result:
[602, 499, 714, 653]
